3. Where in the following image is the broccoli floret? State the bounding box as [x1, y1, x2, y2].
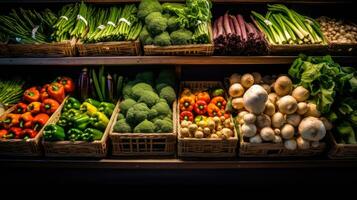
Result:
[154, 119, 173, 133]
[131, 82, 154, 100]
[170, 29, 193, 45]
[153, 31, 171, 46]
[139, 26, 154, 45]
[113, 119, 132, 133]
[159, 86, 176, 105]
[151, 101, 172, 117]
[145, 12, 168, 36]
[156, 70, 175, 87]
[135, 71, 154, 85]
[117, 113, 125, 120]
[119, 99, 137, 115]
[137, 91, 160, 108]
[126, 103, 151, 126]
[134, 119, 156, 133]
[138, 0, 162, 20]
[148, 108, 158, 119]
[155, 83, 169, 93]
[167, 16, 179, 32]
[122, 80, 138, 99]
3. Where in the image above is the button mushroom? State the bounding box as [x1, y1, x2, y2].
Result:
[286, 114, 301, 127]
[281, 124, 295, 139]
[272, 112, 285, 128]
[277, 95, 297, 114]
[260, 127, 275, 141]
[241, 123, 257, 137]
[274, 76, 293, 97]
[292, 86, 310, 102]
[243, 113, 256, 124]
[243, 85, 268, 114]
[241, 73, 255, 89]
[229, 83, 245, 98]
[298, 117, 326, 142]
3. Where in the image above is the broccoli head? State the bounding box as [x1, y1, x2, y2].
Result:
[159, 86, 176, 105]
[131, 82, 154, 100]
[137, 90, 160, 108]
[153, 31, 171, 46]
[119, 98, 137, 115]
[170, 29, 193, 45]
[167, 16, 179, 32]
[154, 119, 173, 133]
[155, 83, 169, 93]
[138, 0, 162, 20]
[146, 12, 168, 36]
[113, 119, 132, 133]
[126, 103, 151, 126]
[117, 113, 125, 120]
[151, 100, 172, 117]
[135, 71, 154, 85]
[139, 26, 154, 45]
[156, 70, 175, 87]
[122, 80, 138, 99]
[134, 119, 156, 133]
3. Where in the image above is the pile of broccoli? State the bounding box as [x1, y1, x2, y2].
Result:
[113, 70, 177, 133]
[138, 0, 209, 46]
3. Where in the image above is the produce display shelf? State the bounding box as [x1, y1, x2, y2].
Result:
[1, 56, 357, 66]
[0, 0, 352, 4]
[1, 158, 357, 169]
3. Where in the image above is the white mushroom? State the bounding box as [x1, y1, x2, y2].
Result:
[249, 134, 263, 143]
[297, 102, 308, 115]
[304, 103, 321, 118]
[237, 111, 248, 124]
[272, 112, 285, 128]
[286, 114, 301, 127]
[232, 97, 244, 110]
[260, 127, 275, 141]
[264, 102, 276, 116]
[298, 117, 326, 141]
[274, 76, 293, 96]
[256, 114, 271, 128]
[229, 83, 245, 98]
[292, 86, 310, 102]
[274, 128, 281, 135]
[243, 85, 268, 114]
[273, 135, 282, 143]
[284, 139, 297, 150]
[241, 123, 257, 137]
[277, 95, 297, 114]
[243, 113, 256, 124]
[281, 124, 295, 139]
[241, 73, 255, 89]
[268, 93, 279, 105]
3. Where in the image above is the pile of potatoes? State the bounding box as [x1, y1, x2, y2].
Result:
[228, 73, 332, 150]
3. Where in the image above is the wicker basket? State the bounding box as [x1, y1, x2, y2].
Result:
[328, 42, 357, 55]
[238, 126, 327, 157]
[6, 39, 76, 57]
[76, 40, 141, 56]
[144, 25, 214, 56]
[328, 132, 357, 159]
[42, 101, 120, 158]
[0, 100, 66, 157]
[177, 81, 238, 158]
[0, 43, 9, 57]
[109, 101, 177, 156]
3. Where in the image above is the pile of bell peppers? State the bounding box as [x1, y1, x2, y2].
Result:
[0, 77, 73, 140]
[179, 88, 229, 122]
[43, 97, 115, 142]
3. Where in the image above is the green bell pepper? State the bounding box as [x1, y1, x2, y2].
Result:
[57, 112, 72, 128]
[90, 112, 109, 131]
[63, 97, 81, 112]
[80, 102, 98, 117]
[82, 128, 104, 142]
[85, 98, 101, 108]
[71, 113, 91, 130]
[67, 109, 81, 118]
[67, 128, 83, 141]
[99, 102, 115, 117]
[43, 124, 65, 141]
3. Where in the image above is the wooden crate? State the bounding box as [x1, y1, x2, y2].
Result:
[328, 132, 357, 159]
[177, 81, 238, 158]
[238, 126, 327, 157]
[6, 39, 76, 57]
[42, 101, 120, 158]
[144, 25, 214, 56]
[109, 101, 177, 156]
[0, 100, 66, 157]
[328, 42, 357, 55]
[76, 40, 141, 56]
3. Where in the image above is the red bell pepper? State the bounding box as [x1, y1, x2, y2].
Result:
[40, 84, 50, 101]
[48, 82, 65, 103]
[193, 100, 207, 115]
[211, 96, 227, 110]
[196, 92, 211, 104]
[15, 102, 28, 114]
[27, 102, 41, 115]
[40, 99, 60, 115]
[20, 129, 38, 139]
[3, 113, 21, 127]
[180, 111, 194, 122]
[33, 113, 50, 131]
[6, 127, 22, 139]
[207, 103, 222, 117]
[56, 76, 75, 93]
[23, 87, 40, 103]
[19, 112, 34, 128]
[0, 129, 8, 138]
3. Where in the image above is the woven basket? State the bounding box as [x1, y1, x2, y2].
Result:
[0, 99, 66, 157]
[328, 42, 357, 55]
[144, 25, 214, 56]
[42, 101, 120, 158]
[0, 43, 9, 57]
[6, 39, 76, 57]
[238, 126, 327, 157]
[76, 40, 141, 56]
[177, 81, 238, 158]
[109, 101, 177, 156]
[328, 132, 357, 159]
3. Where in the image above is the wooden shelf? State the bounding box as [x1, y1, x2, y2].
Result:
[0, 56, 356, 66]
[1, 158, 357, 169]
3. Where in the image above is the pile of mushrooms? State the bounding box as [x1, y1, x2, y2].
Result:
[228, 73, 331, 150]
[317, 16, 357, 44]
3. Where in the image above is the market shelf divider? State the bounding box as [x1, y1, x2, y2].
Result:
[42, 100, 120, 158]
[109, 101, 177, 156]
[0, 98, 68, 157]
